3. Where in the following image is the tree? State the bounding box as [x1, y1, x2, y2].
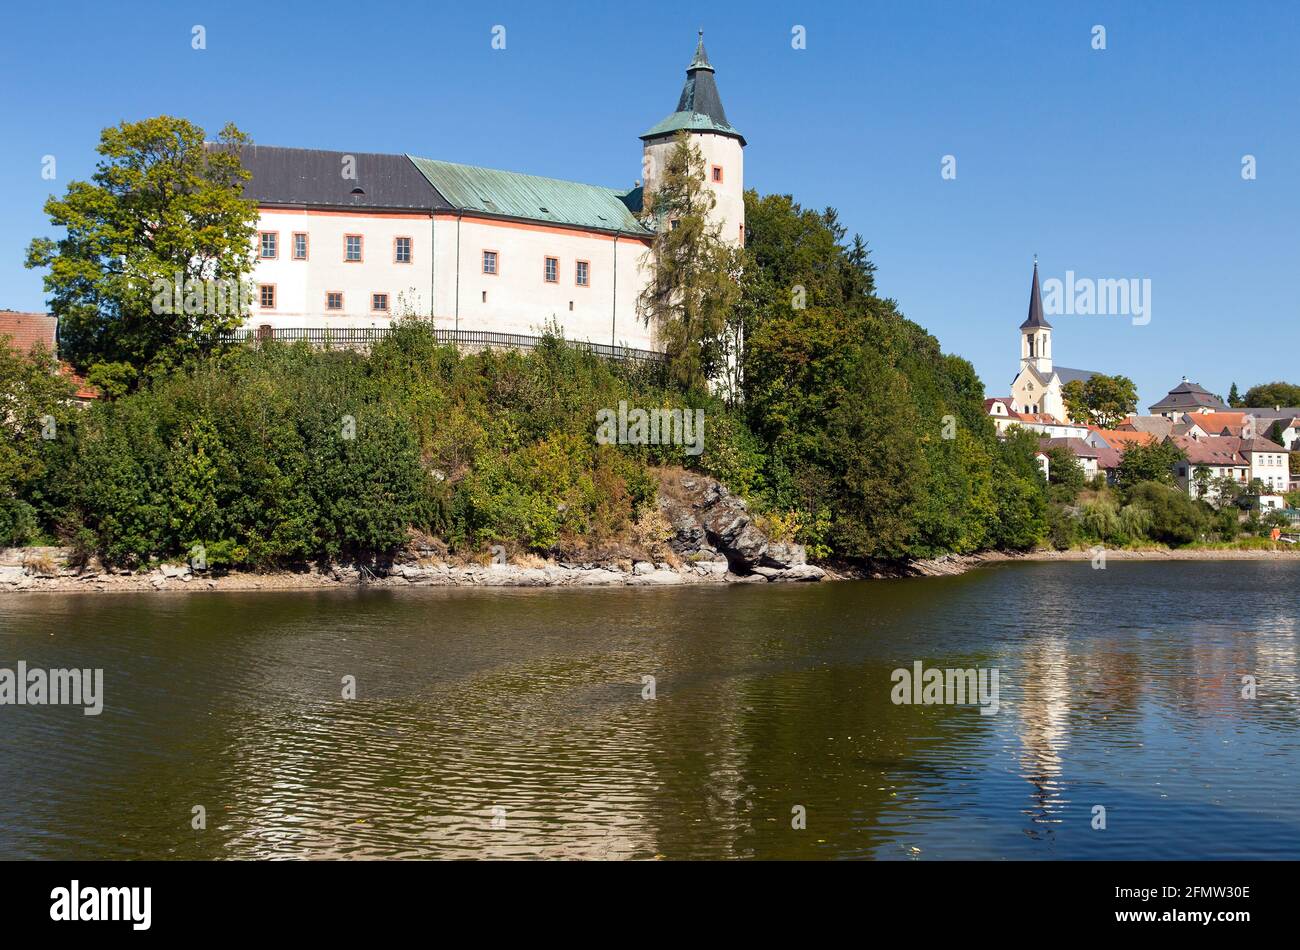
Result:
[1045, 445, 1085, 501]
[1228, 382, 1244, 408]
[26, 116, 259, 382]
[1115, 439, 1184, 494]
[637, 132, 741, 392]
[0, 341, 77, 544]
[1061, 373, 1138, 427]
[1192, 464, 1212, 499]
[1243, 381, 1300, 408]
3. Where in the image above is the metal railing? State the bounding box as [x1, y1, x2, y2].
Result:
[231, 326, 663, 362]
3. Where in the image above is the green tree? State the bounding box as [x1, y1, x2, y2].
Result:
[1227, 382, 1243, 407]
[1061, 373, 1139, 427]
[1115, 439, 1184, 494]
[26, 116, 258, 381]
[0, 341, 77, 544]
[1243, 381, 1300, 408]
[1045, 445, 1086, 501]
[638, 132, 741, 392]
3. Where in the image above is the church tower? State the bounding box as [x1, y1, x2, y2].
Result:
[640, 32, 746, 245]
[1020, 258, 1053, 376]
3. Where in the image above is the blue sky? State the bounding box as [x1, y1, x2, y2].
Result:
[3, 0, 1297, 408]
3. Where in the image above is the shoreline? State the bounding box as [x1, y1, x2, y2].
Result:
[3, 545, 1299, 596]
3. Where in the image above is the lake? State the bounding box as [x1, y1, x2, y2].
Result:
[2, 560, 1298, 859]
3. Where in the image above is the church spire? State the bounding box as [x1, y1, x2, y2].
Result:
[1020, 257, 1052, 329]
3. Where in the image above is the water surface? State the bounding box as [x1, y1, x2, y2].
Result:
[1, 561, 1298, 859]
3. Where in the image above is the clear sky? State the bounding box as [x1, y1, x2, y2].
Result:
[3, 0, 1297, 408]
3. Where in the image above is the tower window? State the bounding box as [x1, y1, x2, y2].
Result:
[544, 256, 559, 283]
[711, 165, 723, 183]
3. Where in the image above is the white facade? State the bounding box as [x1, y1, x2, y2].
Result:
[643, 130, 745, 246]
[250, 209, 432, 330]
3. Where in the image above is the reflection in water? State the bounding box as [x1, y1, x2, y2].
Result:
[1017, 637, 1070, 836]
[2, 561, 1300, 859]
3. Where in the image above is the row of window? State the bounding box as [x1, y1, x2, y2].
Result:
[482, 250, 591, 287]
[258, 285, 390, 312]
[258, 232, 413, 264]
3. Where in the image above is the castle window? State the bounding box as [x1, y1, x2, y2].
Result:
[576, 260, 590, 287]
[372, 293, 389, 312]
[395, 236, 412, 264]
[292, 232, 308, 260]
[544, 256, 558, 283]
[259, 284, 276, 309]
[345, 235, 363, 262]
[482, 250, 498, 275]
[259, 231, 278, 259]
[711, 165, 723, 183]
[326, 291, 343, 311]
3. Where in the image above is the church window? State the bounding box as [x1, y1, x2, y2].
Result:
[576, 260, 590, 287]
[345, 235, 363, 261]
[544, 256, 559, 283]
[482, 250, 498, 275]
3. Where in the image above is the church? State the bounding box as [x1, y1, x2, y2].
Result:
[235, 34, 743, 353]
[1006, 259, 1101, 422]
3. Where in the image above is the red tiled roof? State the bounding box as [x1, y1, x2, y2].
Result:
[1093, 429, 1156, 451]
[57, 363, 99, 400]
[0, 311, 56, 355]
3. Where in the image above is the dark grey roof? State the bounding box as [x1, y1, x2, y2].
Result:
[1149, 379, 1228, 412]
[1055, 366, 1100, 385]
[228, 145, 451, 211]
[1020, 260, 1052, 330]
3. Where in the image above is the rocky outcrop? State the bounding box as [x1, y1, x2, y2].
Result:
[658, 471, 824, 582]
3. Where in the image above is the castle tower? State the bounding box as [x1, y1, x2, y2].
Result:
[640, 31, 746, 245]
[1020, 258, 1053, 376]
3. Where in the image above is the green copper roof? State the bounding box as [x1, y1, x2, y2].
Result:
[407, 156, 652, 237]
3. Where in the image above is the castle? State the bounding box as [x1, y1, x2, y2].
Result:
[236, 33, 744, 352]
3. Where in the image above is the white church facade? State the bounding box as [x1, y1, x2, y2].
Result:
[237, 34, 744, 353]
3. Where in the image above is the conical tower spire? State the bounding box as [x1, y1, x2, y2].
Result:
[641, 32, 745, 145]
[1020, 257, 1052, 329]
[689, 29, 714, 72]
